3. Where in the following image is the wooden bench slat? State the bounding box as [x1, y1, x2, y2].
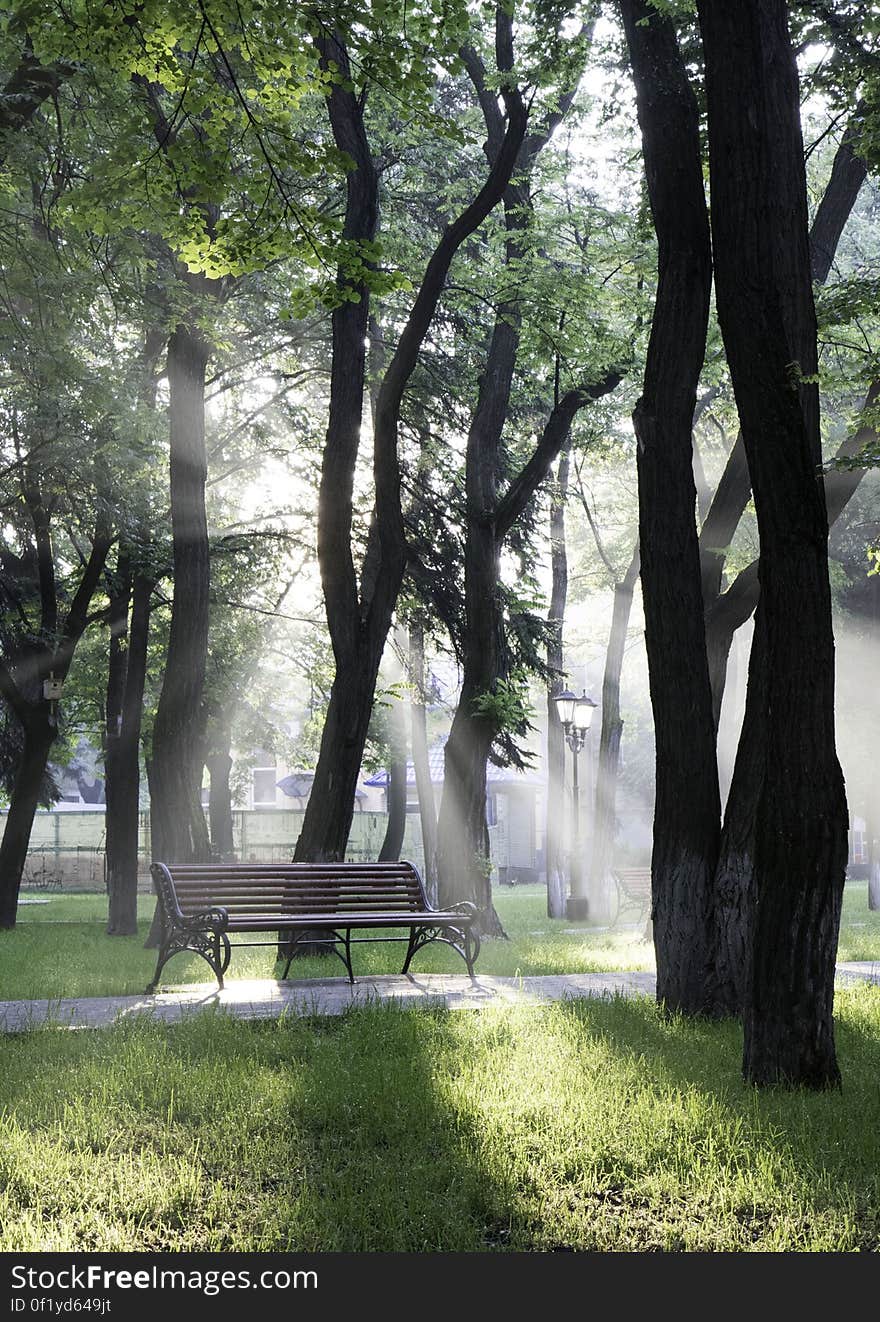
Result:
[147, 860, 480, 991]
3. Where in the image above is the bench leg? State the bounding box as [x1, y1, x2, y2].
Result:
[146, 945, 171, 995]
[341, 929, 354, 983]
[401, 928, 420, 975]
[145, 930, 227, 994]
[280, 930, 355, 982]
[464, 926, 480, 979]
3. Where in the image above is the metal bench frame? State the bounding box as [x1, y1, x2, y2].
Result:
[610, 867, 653, 930]
[147, 861, 480, 992]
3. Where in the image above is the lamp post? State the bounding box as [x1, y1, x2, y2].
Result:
[554, 688, 597, 921]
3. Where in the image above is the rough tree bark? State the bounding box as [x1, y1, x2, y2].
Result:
[620, 0, 721, 1014]
[698, 0, 849, 1086]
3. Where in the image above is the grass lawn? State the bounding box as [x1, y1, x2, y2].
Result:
[2, 990, 880, 1251]
[3, 882, 657, 1000]
[4, 879, 878, 1001]
[2, 880, 879, 1252]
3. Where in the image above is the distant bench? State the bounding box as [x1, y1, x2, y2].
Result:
[611, 867, 652, 933]
[147, 860, 480, 992]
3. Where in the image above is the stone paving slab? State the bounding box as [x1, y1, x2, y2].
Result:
[0, 964, 876, 1035]
[835, 961, 880, 984]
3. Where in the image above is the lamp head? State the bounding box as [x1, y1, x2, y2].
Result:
[573, 690, 598, 732]
[554, 688, 577, 728]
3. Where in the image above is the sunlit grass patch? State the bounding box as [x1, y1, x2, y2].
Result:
[1, 986, 880, 1251]
[2, 885, 655, 999]
[3, 878, 877, 1001]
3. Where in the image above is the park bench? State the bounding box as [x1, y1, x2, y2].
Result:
[147, 860, 480, 992]
[611, 867, 653, 933]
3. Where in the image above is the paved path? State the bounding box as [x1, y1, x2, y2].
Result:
[0, 964, 877, 1034]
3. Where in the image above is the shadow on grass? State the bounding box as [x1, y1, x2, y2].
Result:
[0, 1003, 526, 1251]
[6, 987, 880, 1251]
[542, 988, 880, 1248]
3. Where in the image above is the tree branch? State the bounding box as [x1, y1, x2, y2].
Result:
[495, 369, 622, 543]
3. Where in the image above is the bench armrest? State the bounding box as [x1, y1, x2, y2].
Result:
[178, 906, 229, 934]
[448, 900, 478, 923]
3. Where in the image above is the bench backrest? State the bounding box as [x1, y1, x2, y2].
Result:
[151, 861, 430, 919]
[613, 867, 652, 898]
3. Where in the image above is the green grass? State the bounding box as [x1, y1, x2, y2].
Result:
[3, 882, 880, 1252]
[2, 989, 880, 1251]
[3, 884, 656, 1000]
[4, 879, 878, 1002]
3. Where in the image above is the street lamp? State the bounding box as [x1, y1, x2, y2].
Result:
[554, 688, 597, 921]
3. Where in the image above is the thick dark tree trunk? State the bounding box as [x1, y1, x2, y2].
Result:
[589, 544, 640, 920]
[434, 219, 516, 929]
[105, 556, 153, 935]
[701, 115, 867, 716]
[545, 445, 570, 920]
[620, 0, 721, 1014]
[437, 685, 502, 931]
[296, 660, 379, 862]
[699, 0, 849, 1087]
[149, 321, 212, 866]
[0, 714, 56, 927]
[293, 34, 380, 867]
[409, 622, 438, 902]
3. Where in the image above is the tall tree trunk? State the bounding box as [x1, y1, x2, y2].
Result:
[706, 378, 879, 728]
[700, 113, 867, 715]
[869, 817, 880, 912]
[378, 638, 408, 862]
[106, 330, 163, 934]
[296, 20, 526, 867]
[409, 622, 438, 902]
[293, 33, 380, 867]
[433, 163, 520, 928]
[620, 0, 721, 1014]
[436, 29, 595, 927]
[149, 320, 212, 865]
[0, 713, 56, 927]
[105, 554, 154, 935]
[0, 505, 110, 928]
[437, 518, 507, 933]
[545, 445, 570, 920]
[206, 725, 235, 860]
[698, 0, 849, 1087]
[378, 760, 407, 862]
[589, 544, 640, 921]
